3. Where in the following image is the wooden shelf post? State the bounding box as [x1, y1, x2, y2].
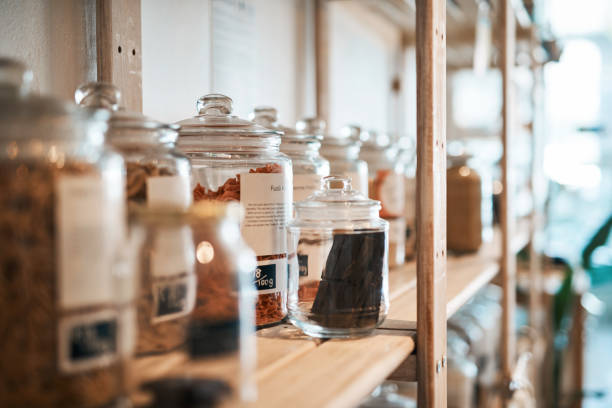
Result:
[96, 0, 142, 112]
[415, 0, 447, 406]
[500, 0, 517, 399]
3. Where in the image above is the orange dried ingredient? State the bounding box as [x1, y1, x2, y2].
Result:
[192, 163, 286, 327]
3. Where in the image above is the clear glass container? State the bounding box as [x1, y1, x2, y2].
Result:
[314, 120, 369, 196]
[359, 130, 406, 268]
[76, 82, 192, 210]
[447, 153, 482, 252]
[287, 176, 389, 338]
[130, 202, 257, 406]
[176, 94, 292, 327]
[397, 136, 417, 260]
[0, 59, 133, 407]
[251, 107, 330, 202]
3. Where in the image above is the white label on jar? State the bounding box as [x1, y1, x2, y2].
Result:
[57, 175, 124, 309]
[240, 172, 291, 256]
[150, 225, 195, 278]
[293, 173, 322, 202]
[388, 217, 406, 247]
[151, 274, 196, 323]
[147, 175, 192, 210]
[377, 170, 405, 218]
[255, 257, 287, 295]
[58, 309, 119, 374]
[346, 171, 368, 196]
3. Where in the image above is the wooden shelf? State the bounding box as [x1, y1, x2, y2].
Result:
[134, 221, 530, 407]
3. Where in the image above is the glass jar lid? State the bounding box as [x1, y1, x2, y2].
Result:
[75, 82, 179, 145]
[294, 176, 381, 221]
[0, 59, 108, 142]
[176, 94, 281, 137]
[360, 130, 392, 150]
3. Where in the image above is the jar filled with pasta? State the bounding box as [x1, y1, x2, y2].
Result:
[177, 94, 292, 327]
[75, 82, 191, 210]
[0, 58, 133, 407]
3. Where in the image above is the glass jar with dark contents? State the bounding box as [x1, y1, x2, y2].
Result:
[176, 94, 292, 327]
[287, 176, 389, 338]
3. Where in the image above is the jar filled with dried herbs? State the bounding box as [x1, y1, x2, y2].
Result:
[75, 82, 192, 210]
[177, 94, 292, 327]
[0, 59, 134, 407]
[251, 107, 330, 202]
[316, 120, 369, 196]
[359, 130, 406, 268]
[287, 176, 389, 338]
[130, 202, 257, 406]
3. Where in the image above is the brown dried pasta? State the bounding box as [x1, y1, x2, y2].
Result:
[192, 163, 286, 327]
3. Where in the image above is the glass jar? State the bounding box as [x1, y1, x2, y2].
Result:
[359, 131, 406, 268]
[287, 176, 389, 338]
[130, 202, 257, 406]
[0, 59, 132, 407]
[397, 136, 417, 260]
[251, 106, 330, 202]
[447, 153, 482, 252]
[176, 94, 292, 327]
[75, 82, 192, 210]
[313, 120, 369, 196]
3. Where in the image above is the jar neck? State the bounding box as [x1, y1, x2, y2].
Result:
[177, 134, 280, 153]
[320, 143, 359, 160]
[280, 139, 321, 157]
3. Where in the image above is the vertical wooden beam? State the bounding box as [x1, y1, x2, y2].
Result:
[500, 0, 516, 397]
[314, 0, 329, 123]
[416, 0, 447, 407]
[96, 0, 142, 112]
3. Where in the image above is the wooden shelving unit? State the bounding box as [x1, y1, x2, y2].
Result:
[133, 220, 531, 407]
[99, 0, 539, 406]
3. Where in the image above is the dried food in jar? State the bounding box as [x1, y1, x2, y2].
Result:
[192, 163, 287, 327]
[311, 231, 386, 328]
[126, 162, 175, 204]
[0, 160, 125, 408]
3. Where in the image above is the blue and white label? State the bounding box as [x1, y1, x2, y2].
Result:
[255, 257, 287, 295]
[58, 309, 120, 373]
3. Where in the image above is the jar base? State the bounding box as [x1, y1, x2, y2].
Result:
[289, 317, 385, 339]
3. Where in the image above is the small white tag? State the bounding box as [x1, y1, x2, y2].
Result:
[147, 175, 192, 210]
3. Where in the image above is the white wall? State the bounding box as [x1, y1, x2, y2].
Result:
[141, 0, 306, 125]
[141, 0, 212, 123]
[327, 2, 401, 135]
[0, 0, 94, 99]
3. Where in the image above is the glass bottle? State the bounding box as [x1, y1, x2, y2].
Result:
[251, 106, 330, 202]
[176, 94, 293, 327]
[130, 201, 257, 406]
[75, 82, 192, 210]
[447, 153, 482, 252]
[359, 130, 406, 268]
[288, 176, 389, 338]
[0, 58, 132, 407]
[311, 120, 369, 196]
